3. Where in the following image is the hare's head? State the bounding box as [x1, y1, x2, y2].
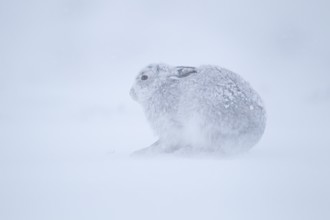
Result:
[130, 63, 197, 103]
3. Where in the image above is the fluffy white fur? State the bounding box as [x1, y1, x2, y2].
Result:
[130, 64, 266, 156]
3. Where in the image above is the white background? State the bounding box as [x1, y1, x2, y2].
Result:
[0, 0, 329, 219]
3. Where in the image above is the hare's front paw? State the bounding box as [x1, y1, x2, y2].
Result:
[131, 140, 185, 157]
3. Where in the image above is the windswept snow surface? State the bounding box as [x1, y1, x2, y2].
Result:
[1, 0, 330, 220]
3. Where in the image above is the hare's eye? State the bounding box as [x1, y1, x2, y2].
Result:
[141, 75, 148, 80]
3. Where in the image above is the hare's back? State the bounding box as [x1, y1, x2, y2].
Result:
[180, 66, 265, 135]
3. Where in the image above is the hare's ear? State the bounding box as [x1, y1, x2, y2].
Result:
[172, 66, 197, 78]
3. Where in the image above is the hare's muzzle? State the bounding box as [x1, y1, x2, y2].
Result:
[130, 88, 138, 101]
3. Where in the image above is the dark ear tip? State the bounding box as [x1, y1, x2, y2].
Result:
[176, 66, 197, 78]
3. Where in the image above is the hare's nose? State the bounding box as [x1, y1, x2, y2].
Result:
[130, 88, 137, 101]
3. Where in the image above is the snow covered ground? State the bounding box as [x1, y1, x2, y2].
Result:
[1, 0, 330, 219]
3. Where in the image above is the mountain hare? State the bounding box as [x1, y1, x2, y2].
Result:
[130, 64, 266, 156]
